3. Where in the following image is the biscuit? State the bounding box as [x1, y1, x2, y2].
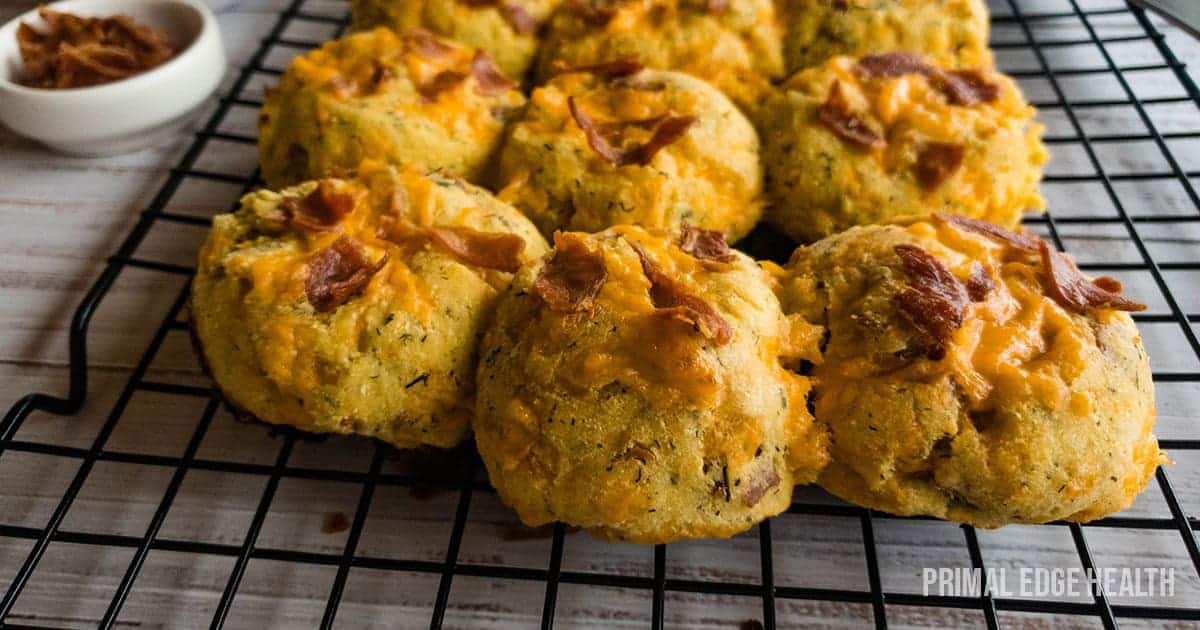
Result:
[191, 162, 548, 449]
[258, 28, 525, 188]
[474, 225, 827, 542]
[761, 54, 1047, 243]
[349, 0, 561, 80]
[496, 68, 763, 241]
[779, 0, 992, 73]
[773, 217, 1163, 527]
[535, 0, 784, 115]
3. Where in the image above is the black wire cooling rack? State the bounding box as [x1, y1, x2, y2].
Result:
[2, 0, 1200, 628]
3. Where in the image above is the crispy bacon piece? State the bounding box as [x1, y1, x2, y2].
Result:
[305, 237, 389, 312]
[278, 181, 358, 231]
[470, 51, 516, 95]
[417, 71, 467, 102]
[428, 226, 526, 273]
[533, 233, 609, 313]
[817, 81, 884, 149]
[742, 467, 781, 507]
[329, 60, 394, 98]
[915, 142, 966, 189]
[631, 242, 733, 345]
[550, 58, 644, 78]
[1038, 241, 1146, 313]
[706, 0, 730, 12]
[404, 28, 454, 59]
[893, 244, 969, 359]
[568, 97, 697, 167]
[966, 263, 993, 302]
[678, 224, 736, 263]
[17, 7, 176, 89]
[934, 213, 1041, 253]
[932, 69, 1000, 106]
[856, 52, 931, 78]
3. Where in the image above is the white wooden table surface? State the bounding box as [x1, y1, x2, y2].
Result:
[2, 0, 1200, 628]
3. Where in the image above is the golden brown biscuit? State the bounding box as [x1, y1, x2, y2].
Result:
[349, 0, 562, 80]
[191, 161, 548, 449]
[773, 217, 1163, 527]
[495, 68, 763, 241]
[761, 54, 1047, 243]
[779, 0, 992, 73]
[474, 225, 827, 542]
[258, 28, 525, 188]
[535, 0, 784, 115]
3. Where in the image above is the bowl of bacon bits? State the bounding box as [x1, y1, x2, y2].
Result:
[0, 0, 225, 155]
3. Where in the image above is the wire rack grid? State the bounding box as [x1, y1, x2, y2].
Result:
[1, 0, 1200, 627]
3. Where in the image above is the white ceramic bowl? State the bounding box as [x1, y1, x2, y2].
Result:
[0, 0, 226, 156]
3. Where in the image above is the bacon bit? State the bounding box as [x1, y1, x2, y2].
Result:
[934, 213, 1041, 253]
[368, 61, 394, 91]
[915, 142, 966, 189]
[404, 28, 454, 59]
[832, 0, 849, 9]
[856, 52, 932, 78]
[678, 224, 736, 263]
[470, 51, 516, 95]
[305, 237, 389, 312]
[329, 60, 394, 98]
[742, 467, 780, 507]
[893, 244, 969, 359]
[533, 233, 609, 313]
[417, 71, 467, 102]
[568, 97, 697, 167]
[818, 81, 884, 149]
[428, 226, 526, 273]
[279, 181, 358, 231]
[1038, 241, 1146, 313]
[17, 8, 176, 89]
[631, 242, 733, 345]
[706, 0, 730, 12]
[966, 263, 993, 302]
[549, 57, 644, 78]
[932, 69, 1000, 106]
[567, 0, 621, 25]
[321, 511, 350, 534]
